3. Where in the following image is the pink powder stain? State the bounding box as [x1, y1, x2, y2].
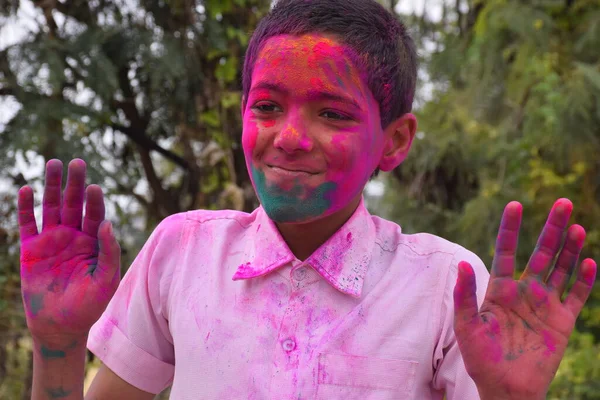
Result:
[488, 343, 503, 363]
[122, 273, 136, 308]
[528, 252, 553, 274]
[232, 262, 255, 279]
[97, 316, 119, 341]
[316, 234, 353, 279]
[530, 280, 548, 306]
[489, 318, 501, 336]
[20, 250, 43, 270]
[310, 77, 324, 89]
[346, 232, 352, 242]
[484, 318, 503, 363]
[306, 307, 336, 331]
[542, 330, 556, 356]
[252, 281, 289, 331]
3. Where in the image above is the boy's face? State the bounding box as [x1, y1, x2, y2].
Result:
[242, 33, 414, 224]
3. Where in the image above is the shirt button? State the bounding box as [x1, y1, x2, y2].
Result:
[282, 338, 296, 352]
[293, 267, 307, 281]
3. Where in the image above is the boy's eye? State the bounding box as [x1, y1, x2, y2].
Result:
[321, 111, 352, 121]
[251, 103, 281, 113]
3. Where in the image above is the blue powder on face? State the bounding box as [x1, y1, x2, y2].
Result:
[251, 165, 337, 223]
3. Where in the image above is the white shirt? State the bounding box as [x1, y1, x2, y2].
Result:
[88, 198, 489, 399]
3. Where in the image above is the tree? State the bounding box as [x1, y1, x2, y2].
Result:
[0, 0, 270, 397]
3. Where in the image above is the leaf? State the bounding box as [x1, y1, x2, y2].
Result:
[575, 62, 600, 91]
[221, 91, 241, 109]
[200, 110, 221, 128]
[215, 55, 238, 83]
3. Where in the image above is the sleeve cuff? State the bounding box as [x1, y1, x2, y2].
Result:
[87, 316, 174, 394]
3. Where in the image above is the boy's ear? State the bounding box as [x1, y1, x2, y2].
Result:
[241, 96, 246, 118]
[378, 113, 417, 172]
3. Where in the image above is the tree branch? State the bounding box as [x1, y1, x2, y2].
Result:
[112, 181, 150, 209]
[54, 0, 97, 27]
[110, 123, 190, 170]
[0, 50, 19, 95]
[32, 0, 59, 38]
[136, 145, 179, 216]
[513, 79, 541, 135]
[111, 66, 193, 172]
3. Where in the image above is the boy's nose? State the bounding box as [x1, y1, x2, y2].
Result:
[274, 125, 313, 153]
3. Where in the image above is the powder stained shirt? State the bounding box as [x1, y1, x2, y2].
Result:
[88, 198, 489, 399]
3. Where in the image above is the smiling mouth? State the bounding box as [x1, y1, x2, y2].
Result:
[267, 165, 318, 176]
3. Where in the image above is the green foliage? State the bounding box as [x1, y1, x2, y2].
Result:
[548, 330, 600, 399]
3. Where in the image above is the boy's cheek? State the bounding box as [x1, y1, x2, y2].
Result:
[242, 119, 260, 154]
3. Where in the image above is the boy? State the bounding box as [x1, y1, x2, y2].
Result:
[18, 0, 596, 399]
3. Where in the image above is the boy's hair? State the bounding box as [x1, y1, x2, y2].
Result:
[242, 0, 418, 131]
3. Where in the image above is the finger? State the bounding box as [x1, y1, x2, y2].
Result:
[563, 258, 597, 318]
[82, 185, 105, 238]
[453, 261, 481, 332]
[42, 159, 63, 230]
[491, 201, 522, 279]
[547, 225, 585, 298]
[61, 159, 86, 230]
[521, 199, 572, 281]
[17, 186, 38, 240]
[96, 221, 121, 281]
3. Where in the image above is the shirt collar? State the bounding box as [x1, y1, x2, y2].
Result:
[232, 197, 376, 298]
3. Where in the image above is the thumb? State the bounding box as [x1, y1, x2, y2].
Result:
[453, 261, 480, 333]
[96, 221, 121, 282]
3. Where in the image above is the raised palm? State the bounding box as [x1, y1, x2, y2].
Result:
[454, 200, 597, 399]
[19, 159, 121, 340]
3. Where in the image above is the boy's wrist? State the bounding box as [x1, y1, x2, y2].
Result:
[31, 332, 89, 348]
[31, 334, 87, 400]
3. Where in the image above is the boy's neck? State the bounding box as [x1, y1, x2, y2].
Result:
[275, 195, 362, 261]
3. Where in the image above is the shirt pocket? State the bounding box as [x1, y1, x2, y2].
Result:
[315, 353, 418, 400]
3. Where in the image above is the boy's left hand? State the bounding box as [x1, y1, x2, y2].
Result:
[453, 199, 596, 400]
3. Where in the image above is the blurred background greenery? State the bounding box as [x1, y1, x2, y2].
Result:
[0, 0, 599, 398]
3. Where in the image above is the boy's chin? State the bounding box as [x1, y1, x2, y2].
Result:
[262, 204, 332, 225]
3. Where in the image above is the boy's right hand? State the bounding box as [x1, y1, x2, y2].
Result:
[19, 159, 121, 343]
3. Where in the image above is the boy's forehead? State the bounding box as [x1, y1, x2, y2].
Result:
[261, 33, 343, 54]
[253, 33, 368, 96]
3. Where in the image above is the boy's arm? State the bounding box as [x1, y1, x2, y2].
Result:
[31, 335, 153, 400]
[31, 335, 87, 400]
[85, 364, 155, 400]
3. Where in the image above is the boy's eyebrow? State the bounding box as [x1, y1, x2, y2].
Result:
[250, 81, 363, 111]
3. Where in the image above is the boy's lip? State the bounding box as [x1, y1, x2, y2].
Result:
[265, 162, 320, 175]
[267, 165, 317, 178]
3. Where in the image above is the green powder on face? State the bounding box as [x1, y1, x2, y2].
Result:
[252, 165, 337, 223]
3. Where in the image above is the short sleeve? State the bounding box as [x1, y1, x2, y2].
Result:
[431, 246, 490, 400]
[87, 213, 187, 394]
